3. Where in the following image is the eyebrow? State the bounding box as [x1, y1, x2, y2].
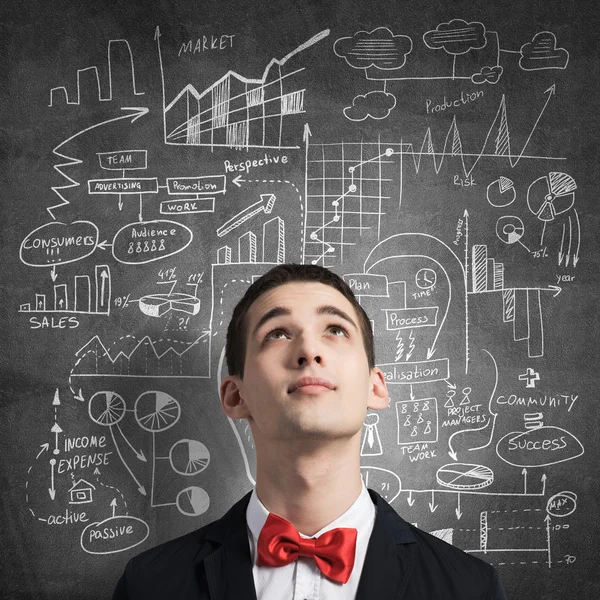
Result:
[251, 304, 359, 340]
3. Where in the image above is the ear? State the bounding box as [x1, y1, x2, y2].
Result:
[366, 367, 389, 410]
[220, 375, 252, 419]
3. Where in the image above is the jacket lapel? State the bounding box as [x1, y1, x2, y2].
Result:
[355, 490, 417, 600]
[203, 492, 258, 600]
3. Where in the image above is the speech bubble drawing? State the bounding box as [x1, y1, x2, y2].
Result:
[112, 220, 193, 265]
[80, 515, 149, 555]
[20, 220, 99, 267]
[496, 426, 584, 467]
[546, 491, 577, 518]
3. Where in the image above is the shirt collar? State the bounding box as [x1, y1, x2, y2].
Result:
[246, 481, 373, 542]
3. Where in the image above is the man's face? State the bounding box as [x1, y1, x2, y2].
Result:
[224, 282, 388, 445]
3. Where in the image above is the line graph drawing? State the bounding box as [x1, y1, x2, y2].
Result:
[158, 27, 329, 149]
[70, 332, 211, 383]
[49, 39, 145, 106]
[304, 89, 564, 265]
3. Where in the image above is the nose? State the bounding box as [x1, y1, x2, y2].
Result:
[294, 333, 323, 367]
[298, 354, 321, 366]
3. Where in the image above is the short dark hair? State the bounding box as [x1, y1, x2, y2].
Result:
[225, 263, 375, 378]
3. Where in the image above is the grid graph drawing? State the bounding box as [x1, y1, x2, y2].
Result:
[304, 140, 401, 267]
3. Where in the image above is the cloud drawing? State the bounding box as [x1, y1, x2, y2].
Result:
[343, 91, 397, 121]
[424, 20, 487, 55]
[334, 27, 412, 70]
[520, 31, 569, 70]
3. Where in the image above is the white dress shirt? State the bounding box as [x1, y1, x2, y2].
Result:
[246, 483, 376, 600]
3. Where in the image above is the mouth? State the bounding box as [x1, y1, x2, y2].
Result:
[288, 377, 335, 394]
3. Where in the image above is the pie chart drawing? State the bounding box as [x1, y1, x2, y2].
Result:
[134, 391, 181, 432]
[527, 172, 576, 222]
[176, 486, 210, 517]
[436, 463, 494, 490]
[487, 176, 516, 207]
[139, 293, 200, 318]
[170, 439, 211, 475]
[88, 391, 126, 426]
[496, 215, 525, 245]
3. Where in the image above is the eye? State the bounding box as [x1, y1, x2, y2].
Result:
[264, 328, 288, 341]
[328, 324, 349, 337]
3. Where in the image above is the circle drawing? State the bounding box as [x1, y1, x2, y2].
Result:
[170, 439, 211, 475]
[495, 216, 524, 245]
[486, 176, 516, 207]
[436, 463, 494, 490]
[527, 172, 576, 222]
[416, 268, 437, 289]
[134, 391, 181, 432]
[176, 486, 210, 517]
[88, 391, 126, 426]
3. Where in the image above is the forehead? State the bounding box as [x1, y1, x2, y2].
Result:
[246, 282, 358, 325]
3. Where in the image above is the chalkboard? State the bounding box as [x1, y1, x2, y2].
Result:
[2, 1, 599, 598]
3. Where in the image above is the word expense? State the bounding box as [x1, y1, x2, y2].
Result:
[179, 34, 236, 55]
[56, 452, 112, 473]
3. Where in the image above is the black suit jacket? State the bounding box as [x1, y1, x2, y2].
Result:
[113, 489, 506, 599]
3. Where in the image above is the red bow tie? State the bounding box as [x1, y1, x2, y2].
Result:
[256, 513, 357, 584]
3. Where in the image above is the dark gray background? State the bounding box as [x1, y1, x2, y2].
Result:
[1, 1, 598, 598]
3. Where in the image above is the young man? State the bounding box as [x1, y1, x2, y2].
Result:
[113, 263, 506, 599]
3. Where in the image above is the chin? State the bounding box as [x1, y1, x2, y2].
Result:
[284, 420, 361, 441]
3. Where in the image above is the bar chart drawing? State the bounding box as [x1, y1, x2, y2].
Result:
[19, 265, 111, 315]
[49, 39, 144, 106]
[216, 216, 285, 265]
[469, 244, 545, 358]
[160, 30, 329, 150]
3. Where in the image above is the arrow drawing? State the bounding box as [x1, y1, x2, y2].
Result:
[99, 269, 109, 308]
[36, 443, 49, 460]
[48, 106, 149, 219]
[429, 490, 438, 513]
[545, 514, 552, 568]
[51, 422, 63, 454]
[216, 194, 276, 237]
[48, 458, 56, 500]
[109, 425, 146, 496]
[448, 349, 499, 459]
[116, 423, 147, 462]
[455, 493, 463, 519]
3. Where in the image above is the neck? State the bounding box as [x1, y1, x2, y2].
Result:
[254, 434, 363, 536]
